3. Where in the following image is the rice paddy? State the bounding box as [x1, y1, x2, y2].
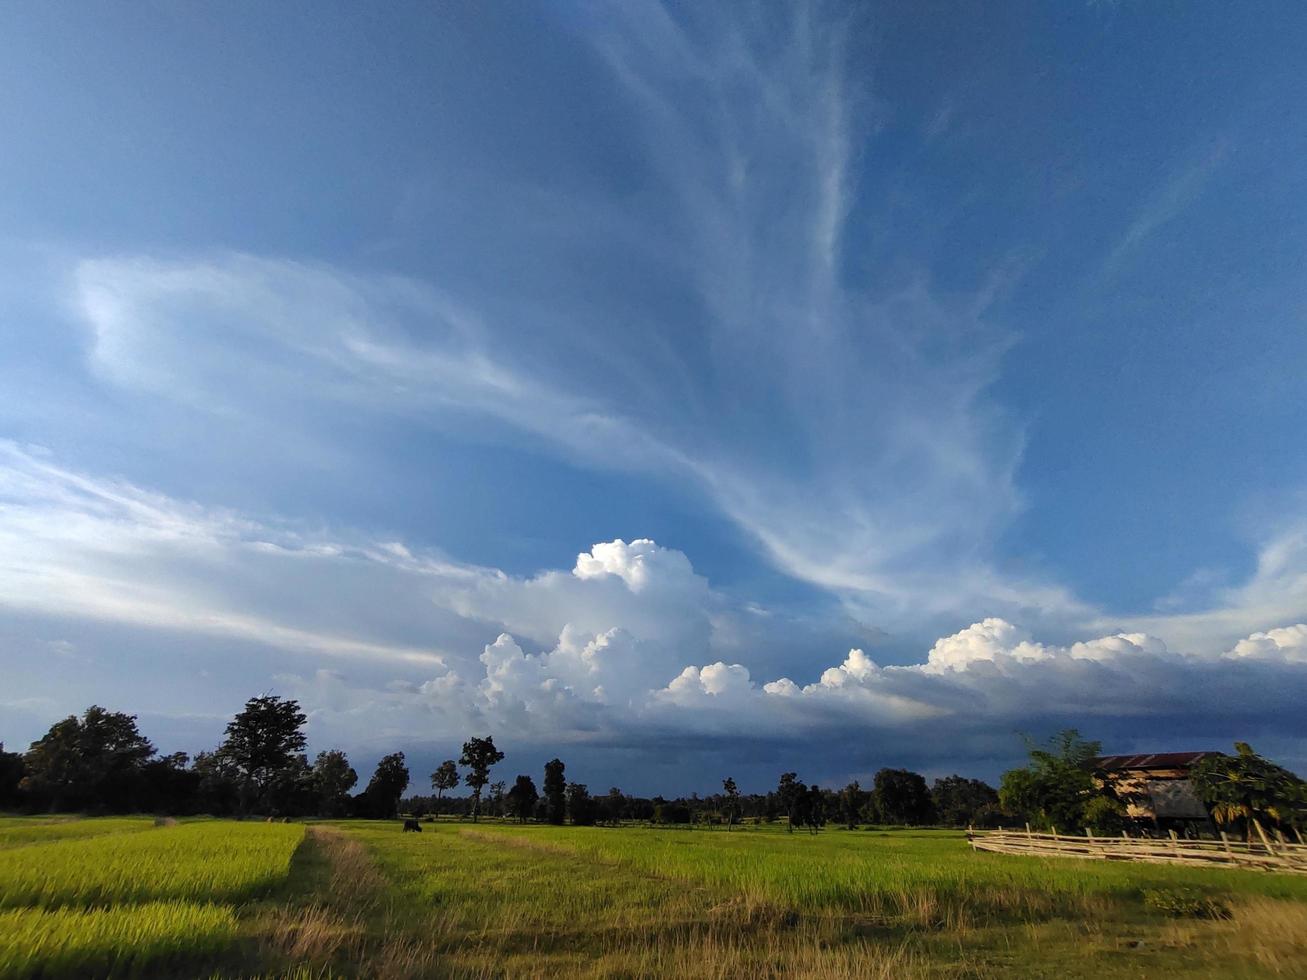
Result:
[1, 814, 1305, 977]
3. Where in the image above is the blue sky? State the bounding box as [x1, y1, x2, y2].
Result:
[2, 1, 1306, 792]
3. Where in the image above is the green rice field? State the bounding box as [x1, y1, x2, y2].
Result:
[1, 814, 1304, 978]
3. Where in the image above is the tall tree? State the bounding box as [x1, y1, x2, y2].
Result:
[217, 695, 307, 814]
[364, 752, 410, 819]
[24, 706, 155, 811]
[431, 760, 459, 800]
[543, 758, 567, 825]
[873, 768, 934, 825]
[722, 777, 741, 830]
[1191, 742, 1307, 841]
[312, 750, 358, 817]
[460, 736, 505, 822]
[776, 772, 805, 833]
[506, 774, 538, 822]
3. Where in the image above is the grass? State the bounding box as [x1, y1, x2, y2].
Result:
[0, 902, 237, 980]
[0, 821, 304, 908]
[2, 816, 1306, 977]
[0, 816, 156, 850]
[457, 822, 1307, 917]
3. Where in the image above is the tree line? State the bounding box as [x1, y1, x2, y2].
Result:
[2, 701, 1302, 840]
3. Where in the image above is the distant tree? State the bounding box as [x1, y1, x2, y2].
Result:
[1191, 742, 1307, 841]
[361, 752, 409, 819]
[24, 706, 155, 811]
[873, 769, 934, 825]
[838, 780, 866, 829]
[460, 736, 505, 822]
[506, 774, 538, 822]
[999, 730, 1107, 831]
[216, 696, 307, 815]
[567, 782, 596, 826]
[601, 786, 627, 825]
[930, 775, 999, 827]
[139, 752, 201, 815]
[776, 772, 805, 833]
[543, 758, 567, 825]
[722, 777, 741, 830]
[488, 780, 506, 818]
[191, 749, 240, 815]
[798, 784, 826, 833]
[0, 744, 25, 809]
[431, 760, 459, 800]
[312, 750, 358, 817]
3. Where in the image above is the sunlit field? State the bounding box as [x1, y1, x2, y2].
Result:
[2, 815, 1306, 978]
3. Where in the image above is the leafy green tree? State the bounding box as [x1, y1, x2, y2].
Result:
[776, 772, 805, 833]
[24, 706, 155, 811]
[364, 752, 410, 819]
[216, 696, 307, 814]
[567, 782, 596, 825]
[998, 729, 1108, 831]
[1191, 742, 1307, 840]
[838, 780, 866, 829]
[930, 775, 999, 827]
[873, 768, 934, 825]
[431, 760, 459, 800]
[543, 758, 567, 825]
[722, 777, 741, 830]
[506, 774, 538, 822]
[312, 750, 357, 817]
[460, 736, 505, 822]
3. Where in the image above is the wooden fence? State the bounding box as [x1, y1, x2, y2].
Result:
[967, 826, 1307, 875]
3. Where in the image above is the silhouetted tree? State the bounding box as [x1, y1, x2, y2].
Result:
[601, 786, 626, 825]
[139, 752, 201, 815]
[0, 744, 27, 809]
[191, 749, 240, 815]
[838, 780, 867, 829]
[722, 777, 741, 830]
[506, 774, 538, 822]
[930, 775, 999, 827]
[798, 783, 827, 833]
[777, 772, 805, 833]
[24, 706, 155, 811]
[543, 758, 567, 825]
[216, 696, 307, 815]
[312, 750, 357, 817]
[460, 736, 504, 822]
[431, 760, 459, 800]
[873, 768, 934, 825]
[362, 752, 410, 819]
[567, 782, 596, 825]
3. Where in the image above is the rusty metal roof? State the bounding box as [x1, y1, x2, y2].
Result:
[1091, 751, 1219, 771]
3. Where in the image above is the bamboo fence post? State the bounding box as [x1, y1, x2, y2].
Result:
[1253, 819, 1277, 856]
[1168, 829, 1182, 860]
[1220, 830, 1233, 857]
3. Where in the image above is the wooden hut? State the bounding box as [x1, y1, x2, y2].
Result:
[1091, 751, 1219, 832]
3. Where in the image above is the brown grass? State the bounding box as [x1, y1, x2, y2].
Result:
[1223, 897, 1307, 975]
